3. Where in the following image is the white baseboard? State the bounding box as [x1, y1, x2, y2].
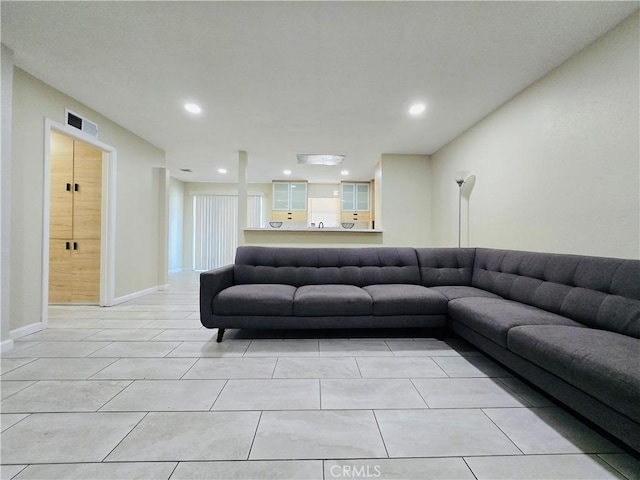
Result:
[11, 322, 44, 340]
[1, 338, 15, 352]
[113, 285, 160, 305]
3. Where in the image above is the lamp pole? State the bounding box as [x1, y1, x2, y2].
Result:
[456, 179, 464, 248]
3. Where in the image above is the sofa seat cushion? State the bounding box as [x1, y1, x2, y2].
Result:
[294, 285, 372, 316]
[212, 284, 296, 316]
[431, 286, 502, 301]
[448, 297, 583, 348]
[508, 325, 640, 423]
[362, 284, 447, 315]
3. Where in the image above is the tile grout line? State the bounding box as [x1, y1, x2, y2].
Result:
[100, 411, 150, 463]
[163, 341, 184, 358]
[409, 378, 431, 408]
[270, 357, 280, 379]
[167, 461, 180, 480]
[461, 456, 480, 479]
[478, 408, 525, 456]
[246, 410, 264, 461]
[96, 379, 136, 412]
[371, 410, 391, 459]
[353, 357, 364, 378]
[208, 379, 229, 411]
[178, 358, 200, 380]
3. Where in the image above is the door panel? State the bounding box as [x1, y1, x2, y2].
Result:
[356, 183, 370, 211]
[341, 183, 355, 212]
[48, 238, 73, 303]
[73, 140, 103, 239]
[71, 238, 101, 303]
[290, 182, 307, 211]
[49, 132, 74, 238]
[272, 182, 290, 210]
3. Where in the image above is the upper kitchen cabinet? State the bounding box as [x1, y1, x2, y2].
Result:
[341, 181, 371, 225]
[272, 181, 308, 222]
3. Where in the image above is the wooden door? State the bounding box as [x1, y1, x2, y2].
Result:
[48, 238, 73, 303]
[71, 238, 101, 303]
[49, 132, 74, 238]
[73, 140, 102, 239]
[48, 132, 102, 304]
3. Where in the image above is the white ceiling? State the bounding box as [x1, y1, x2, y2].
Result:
[2, 1, 638, 184]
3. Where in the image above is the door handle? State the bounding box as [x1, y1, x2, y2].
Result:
[74, 183, 79, 192]
[73, 242, 78, 250]
[65, 242, 70, 250]
[66, 183, 71, 191]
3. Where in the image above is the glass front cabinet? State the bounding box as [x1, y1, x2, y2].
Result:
[272, 181, 308, 222]
[340, 181, 371, 226]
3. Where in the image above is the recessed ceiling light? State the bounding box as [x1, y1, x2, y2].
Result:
[341, 170, 349, 176]
[283, 169, 292, 175]
[218, 168, 227, 174]
[409, 103, 426, 115]
[184, 103, 202, 114]
[297, 154, 345, 165]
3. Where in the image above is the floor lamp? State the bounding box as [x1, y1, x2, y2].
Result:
[455, 171, 470, 248]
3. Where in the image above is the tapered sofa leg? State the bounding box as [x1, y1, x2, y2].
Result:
[216, 328, 225, 343]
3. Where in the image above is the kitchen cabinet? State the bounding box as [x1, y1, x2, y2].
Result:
[272, 181, 308, 222]
[49, 131, 102, 303]
[340, 182, 371, 225]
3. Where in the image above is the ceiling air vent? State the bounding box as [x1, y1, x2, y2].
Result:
[65, 109, 99, 137]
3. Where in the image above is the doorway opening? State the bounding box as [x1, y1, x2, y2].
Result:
[42, 119, 116, 324]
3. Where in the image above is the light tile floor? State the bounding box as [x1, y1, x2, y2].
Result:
[1, 272, 639, 479]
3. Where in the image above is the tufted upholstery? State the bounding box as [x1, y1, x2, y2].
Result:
[415, 248, 476, 286]
[234, 246, 421, 287]
[471, 248, 640, 338]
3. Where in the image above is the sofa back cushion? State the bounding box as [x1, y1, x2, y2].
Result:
[234, 246, 421, 287]
[415, 248, 475, 287]
[472, 248, 640, 338]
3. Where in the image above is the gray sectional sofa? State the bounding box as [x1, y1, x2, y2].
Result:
[200, 245, 640, 452]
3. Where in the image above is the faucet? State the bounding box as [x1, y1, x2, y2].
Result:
[318, 221, 324, 229]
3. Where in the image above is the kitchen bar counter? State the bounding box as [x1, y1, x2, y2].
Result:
[244, 228, 383, 233]
[243, 227, 384, 246]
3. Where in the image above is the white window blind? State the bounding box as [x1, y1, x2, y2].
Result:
[192, 195, 262, 271]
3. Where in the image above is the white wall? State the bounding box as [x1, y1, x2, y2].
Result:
[1, 45, 14, 350]
[169, 177, 185, 272]
[10, 68, 167, 332]
[379, 154, 432, 247]
[430, 12, 640, 259]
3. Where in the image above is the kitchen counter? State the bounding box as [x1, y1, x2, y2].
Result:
[244, 228, 383, 233]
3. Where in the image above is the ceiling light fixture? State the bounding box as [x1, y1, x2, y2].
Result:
[297, 154, 345, 165]
[180, 168, 192, 173]
[218, 168, 227, 174]
[283, 169, 292, 175]
[184, 103, 202, 114]
[409, 103, 426, 116]
[341, 170, 349, 176]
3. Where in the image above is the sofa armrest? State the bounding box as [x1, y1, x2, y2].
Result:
[200, 265, 235, 319]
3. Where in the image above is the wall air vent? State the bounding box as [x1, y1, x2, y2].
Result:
[65, 109, 99, 137]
